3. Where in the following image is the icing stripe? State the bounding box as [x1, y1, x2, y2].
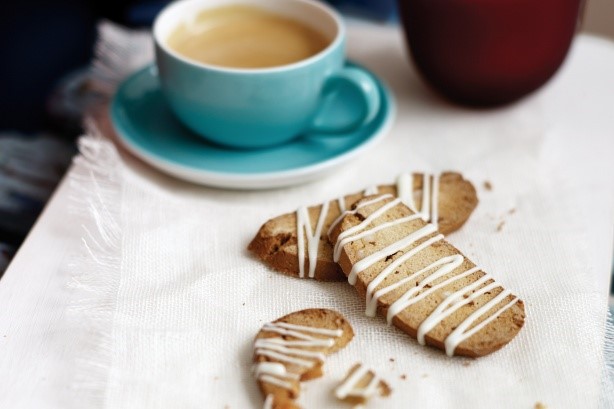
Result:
[396, 172, 418, 212]
[253, 362, 299, 380]
[337, 197, 346, 213]
[262, 338, 333, 347]
[296, 201, 330, 278]
[444, 293, 518, 356]
[333, 214, 422, 262]
[420, 173, 431, 222]
[255, 349, 316, 368]
[263, 325, 334, 344]
[259, 374, 293, 390]
[349, 223, 438, 286]
[386, 266, 480, 325]
[417, 275, 497, 346]
[296, 207, 307, 278]
[335, 364, 380, 400]
[338, 183, 385, 215]
[270, 321, 343, 337]
[334, 198, 402, 257]
[382, 255, 463, 322]
[327, 194, 393, 237]
[254, 340, 327, 361]
[395, 172, 440, 226]
[263, 394, 274, 409]
[364, 233, 443, 316]
[431, 174, 439, 230]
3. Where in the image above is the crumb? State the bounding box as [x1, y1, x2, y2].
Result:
[483, 181, 492, 191]
[462, 361, 471, 367]
[389, 358, 395, 362]
[400, 374, 407, 380]
[335, 363, 391, 404]
[214, 376, 219, 381]
[534, 403, 547, 409]
[508, 208, 516, 215]
[496, 221, 505, 232]
[421, 374, 428, 378]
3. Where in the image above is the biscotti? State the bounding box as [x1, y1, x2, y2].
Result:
[335, 363, 391, 406]
[329, 195, 525, 357]
[249, 172, 478, 281]
[253, 309, 354, 409]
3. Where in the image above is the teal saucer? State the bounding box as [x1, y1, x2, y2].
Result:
[110, 62, 394, 189]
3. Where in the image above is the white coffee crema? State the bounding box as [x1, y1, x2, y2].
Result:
[333, 194, 518, 356]
[297, 173, 440, 279]
[253, 321, 343, 404]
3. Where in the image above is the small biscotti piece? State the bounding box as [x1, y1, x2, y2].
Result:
[253, 309, 354, 409]
[335, 363, 391, 406]
[249, 172, 478, 281]
[329, 195, 525, 358]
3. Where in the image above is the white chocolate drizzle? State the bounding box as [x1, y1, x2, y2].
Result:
[337, 196, 347, 213]
[254, 321, 343, 396]
[296, 201, 330, 278]
[335, 364, 381, 400]
[262, 394, 274, 409]
[328, 194, 393, 238]
[349, 224, 438, 288]
[333, 195, 519, 356]
[337, 183, 380, 216]
[396, 172, 440, 230]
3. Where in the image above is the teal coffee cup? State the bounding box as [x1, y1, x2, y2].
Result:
[153, 0, 380, 149]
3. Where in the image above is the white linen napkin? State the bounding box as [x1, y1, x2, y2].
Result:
[67, 21, 614, 409]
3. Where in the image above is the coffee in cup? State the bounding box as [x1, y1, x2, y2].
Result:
[166, 5, 330, 69]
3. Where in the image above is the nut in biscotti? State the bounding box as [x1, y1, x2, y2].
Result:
[329, 195, 525, 358]
[248, 172, 478, 281]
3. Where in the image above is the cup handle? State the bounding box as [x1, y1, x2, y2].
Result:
[306, 66, 381, 135]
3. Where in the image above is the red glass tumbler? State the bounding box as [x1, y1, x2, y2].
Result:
[398, 0, 583, 106]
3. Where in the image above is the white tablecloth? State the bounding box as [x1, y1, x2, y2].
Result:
[0, 22, 613, 409]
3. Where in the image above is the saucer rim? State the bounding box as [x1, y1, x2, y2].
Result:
[111, 62, 395, 189]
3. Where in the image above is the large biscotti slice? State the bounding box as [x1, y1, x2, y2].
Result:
[253, 309, 354, 409]
[249, 172, 478, 281]
[329, 195, 525, 357]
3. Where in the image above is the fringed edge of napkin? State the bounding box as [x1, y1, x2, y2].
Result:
[65, 121, 124, 408]
[61, 21, 150, 408]
[89, 20, 153, 97]
[602, 312, 614, 409]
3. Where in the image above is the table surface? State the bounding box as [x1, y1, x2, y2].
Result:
[1, 23, 614, 408]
